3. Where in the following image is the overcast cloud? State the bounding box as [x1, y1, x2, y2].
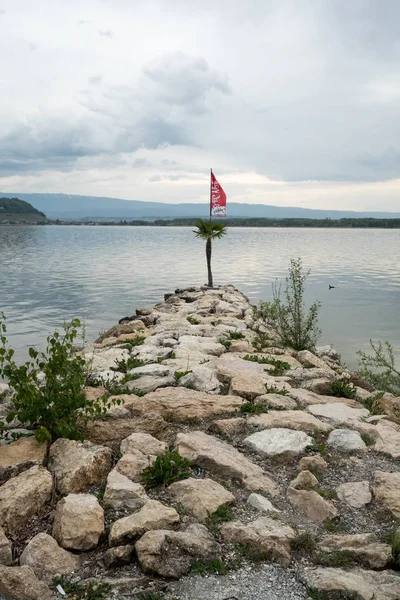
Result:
[1, 0, 400, 211]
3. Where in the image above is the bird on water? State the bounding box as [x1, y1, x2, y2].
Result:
[329, 285, 335, 290]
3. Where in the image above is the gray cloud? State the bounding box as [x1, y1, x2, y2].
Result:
[148, 174, 162, 182]
[88, 75, 102, 85]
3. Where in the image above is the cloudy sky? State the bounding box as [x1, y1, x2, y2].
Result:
[1, 0, 400, 211]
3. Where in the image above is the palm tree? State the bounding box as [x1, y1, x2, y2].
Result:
[193, 219, 227, 288]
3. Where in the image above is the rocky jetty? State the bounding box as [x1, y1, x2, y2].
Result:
[1, 285, 400, 600]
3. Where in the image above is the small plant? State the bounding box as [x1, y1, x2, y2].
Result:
[307, 440, 327, 455]
[361, 391, 385, 415]
[243, 354, 290, 376]
[291, 532, 316, 553]
[190, 558, 228, 576]
[265, 385, 289, 396]
[253, 299, 280, 322]
[315, 487, 337, 500]
[227, 330, 245, 340]
[360, 432, 376, 446]
[357, 340, 400, 394]
[307, 589, 329, 600]
[270, 258, 321, 351]
[111, 356, 146, 373]
[240, 401, 268, 414]
[323, 519, 347, 533]
[52, 576, 111, 600]
[0, 315, 120, 443]
[235, 543, 273, 562]
[391, 528, 400, 565]
[141, 450, 193, 488]
[218, 338, 232, 350]
[326, 379, 357, 399]
[252, 329, 274, 352]
[119, 336, 145, 348]
[205, 504, 233, 536]
[187, 316, 200, 325]
[174, 370, 192, 382]
[315, 550, 354, 568]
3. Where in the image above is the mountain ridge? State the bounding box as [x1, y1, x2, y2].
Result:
[1, 192, 399, 220]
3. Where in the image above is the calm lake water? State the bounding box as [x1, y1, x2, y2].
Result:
[1, 225, 399, 369]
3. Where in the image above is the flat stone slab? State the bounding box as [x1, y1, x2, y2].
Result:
[176, 431, 277, 494]
[244, 428, 313, 457]
[168, 477, 235, 521]
[287, 488, 338, 522]
[308, 402, 370, 425]
[373, 471, 400, 517]
[127, 387, 243, 422]
[248, 410, 332, 434]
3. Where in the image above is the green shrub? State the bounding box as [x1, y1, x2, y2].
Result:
[391, 528, 400, 565]
[252, 329, 274, 351]
[111, 356, 146, 373]
[270, 258, 321, 351]
[291, 532, 316, 553]
[120, 336, 145, 348]
[253, 300, 280, 322]
[227, 330, 245, 340]
[357, 340, 400, 394]
[187, 315, 200, 325]
[264, 385, 289, 396]
[0, 315, 119, 443]
[361, 391, 385, 415]
[141, 450, 193, 488]
[326, 379, 356, 399]
[190, 558, 228, 576]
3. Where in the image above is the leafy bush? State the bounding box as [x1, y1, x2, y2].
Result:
[253, 300, 280, 322]
[0, 315, 119, 443]
[218, 338, 232, 350]
[141, 450, 193, 488]
[357, 340, 400, 394]
[326, 379, 357, 399]
[111, 356, 145, 373]
[269, 258, 321, 351]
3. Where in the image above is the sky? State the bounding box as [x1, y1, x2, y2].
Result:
[1, 0, 400, 211]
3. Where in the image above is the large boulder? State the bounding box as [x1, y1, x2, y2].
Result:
[0, 437, 46, 480]
[0, 565, 54, 600]
[229, 373, 267, 400]
[379, 394, 400, 424]
[244, 428, 313, 458]
[20, 533, 79, 583]
[120, 432, 167, 456]
[48, 438, 112, 495]
[126, 387, 243, 422]
[109, 500, 180, 546]
[85, 412, 167, 450]
[0, 465, 53, 535]
[84, 347, 129, 371]
[168, 478, 235, 521]
[373, 471, 400, 517]
[178, 366, 221, 394]
[374, 419, 400, 459]
[246, 493, 281, 514]
[221, 517, 295, 566]
[135, 523, 218, 578]
[125, 374, 175, 394]
[287, 488, 338, 522]
[103, 470, 149, 511]
[336, 481, 372, 509]
[302, 566, 400, 600]
[248, 410, 332, 434]
[176, 431, 277, 494]
[52, 494, 104, 551]
[308, 403, 369, 426]
[297, 350, 334, 371]
[0, 526, 12, 565]
[254, 394, 298, 410]
[316, 533, 392, 569]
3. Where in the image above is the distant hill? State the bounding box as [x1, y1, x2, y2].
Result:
[0, 197, 48, 223]
[1, 192, 399, 220]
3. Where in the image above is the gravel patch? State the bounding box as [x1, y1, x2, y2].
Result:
[167, 564, 308, 600]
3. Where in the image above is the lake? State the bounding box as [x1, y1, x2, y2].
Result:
[1, 225, 399, 369]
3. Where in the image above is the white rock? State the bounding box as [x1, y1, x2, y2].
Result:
[244, 428, 313, 457]
[103, 470, 149, 510]
[179, 366, 221, 394]
[247, 493, 281, 514]
[120, 433, 167, 457]
[308, 403, 369, 425]
[336, 481, 372, 508]
[327, 429, 367, 452]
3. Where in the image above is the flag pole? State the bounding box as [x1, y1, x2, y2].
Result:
[209, 168, 212, 221]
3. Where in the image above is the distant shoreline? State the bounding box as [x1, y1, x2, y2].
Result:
[2, 217, 400, 228]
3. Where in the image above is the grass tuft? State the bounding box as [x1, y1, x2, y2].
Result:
[190, 558, 228, 576]
[326, 379, 357, 399]
[240, 401, 268, 414]
[52, 576, 111, 600]
[227, 330, 245, 340]
[291, 531, 316, 553]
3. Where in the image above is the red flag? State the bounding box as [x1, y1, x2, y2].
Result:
[210, 171, 227, 217]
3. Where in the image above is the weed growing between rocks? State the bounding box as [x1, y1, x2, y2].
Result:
[227, 330, 245, 340]
[190, 558, 228, 576]
[240, 401, 268, 414]
[360, 432, 376, 446]
[243, 354, 291, 376]
[265, 385, 289, 395]
[326, 379, 357, 399]
[52, 576, 111, 600]
[119, 336, 146, 348]
[174, 370, 192, 382]
[0, 315, 121, 443]
[360, 391, 385, 415]
[111, 356, 146, 373]
[187, 315, 201, 325]
[291, 531, 316, 553]
[218, 338, 232, 350]
[141, 450, 193, 488]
